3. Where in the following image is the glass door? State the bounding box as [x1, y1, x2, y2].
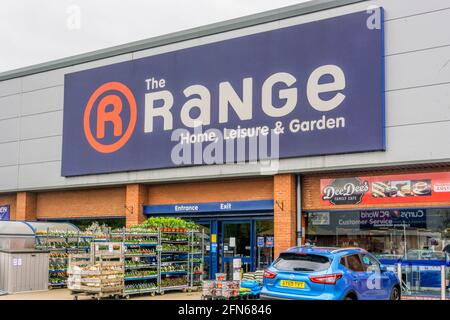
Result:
[220, 221, 253, 280]
[255, 219, 274, 270]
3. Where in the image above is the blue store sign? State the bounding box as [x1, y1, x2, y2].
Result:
[0, 205, 10, 221]
[62, 10, 385, 176]
[144, 200, 274, 215]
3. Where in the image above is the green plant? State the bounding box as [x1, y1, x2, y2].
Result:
[135, 217, 200, 230]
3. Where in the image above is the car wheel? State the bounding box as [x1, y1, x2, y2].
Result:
[390, 286, 401, 300]
[344, 294, 355, 300]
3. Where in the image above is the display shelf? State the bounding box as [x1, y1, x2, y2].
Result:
[125, 265, 157, 270]
[159, 285, 189, 292]
[49, 269, 67, 272]
[93, 226, 204, 296]
[124, 288, 157, 295]
[106, 230, 160, 297]
[68, 242, 125, 300]
[50, 282, 67, 286]
[36, 229, 94, 289]
[125, 253, 157, 257]
[161, 251, 190, 254]
[124, 275, 158, 281]
[188, 230, 205, 289]
[161, 271, 188, 275]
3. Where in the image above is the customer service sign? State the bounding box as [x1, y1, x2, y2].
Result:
[62, 10, 385, 176]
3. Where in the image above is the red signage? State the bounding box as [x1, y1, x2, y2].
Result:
[320, 172, 450, 206]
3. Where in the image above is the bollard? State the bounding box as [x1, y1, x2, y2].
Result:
[441, 266, 446, 300]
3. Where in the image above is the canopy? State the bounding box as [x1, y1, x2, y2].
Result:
[0, 221, 79, 236]
[25, 221, 79, 234]
[0, 221, 34, 236]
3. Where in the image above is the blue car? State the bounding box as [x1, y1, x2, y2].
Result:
[260, 246, 400, 300]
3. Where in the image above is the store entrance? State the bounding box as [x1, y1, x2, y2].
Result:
[220, 221, 252, 280]
[196, 218, 274, 280]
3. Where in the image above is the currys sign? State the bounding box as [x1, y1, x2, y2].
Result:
[359, 209, 427, 229]
[62, 10, 385, 176]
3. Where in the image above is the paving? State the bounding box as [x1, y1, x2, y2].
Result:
[1, 289, 447, 300]
[0, 288, 202, 300]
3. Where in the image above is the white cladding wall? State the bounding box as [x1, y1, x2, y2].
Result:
[0, 0, 450, 192]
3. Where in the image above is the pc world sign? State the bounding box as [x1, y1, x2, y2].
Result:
[61, 10, 385, 176]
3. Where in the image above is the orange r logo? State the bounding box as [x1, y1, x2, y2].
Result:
[83, 82, 137, 153]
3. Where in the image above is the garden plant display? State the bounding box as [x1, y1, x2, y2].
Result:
[160, 265, 187, 273]
[125, 248, 156, 255]
[132, 217, 199, 232]
[90, 217, 204, 295]
[192, 265, 202, 274]
[37, 231, 93, 288]
[125, 282, 157, 292]
[49, 276, 67, 285]
[124, 236, 158, 244]
[125, 260, 157, 268]
[162, 244, 189, 252]
[160, 277, 188, 288]
[160, 233, 189, 242]
[125, 270, 157, 278]
[49, 263, 67, 271]
[160, 256, 187, 262]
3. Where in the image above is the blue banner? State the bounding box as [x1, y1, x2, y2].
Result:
[0, 205, 10, 221]
[62, 10, 385, 176]
[144, 200, 274, 215]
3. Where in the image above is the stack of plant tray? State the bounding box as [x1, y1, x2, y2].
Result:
[201, 280, 240, 300]
[67, 242, 125, 300]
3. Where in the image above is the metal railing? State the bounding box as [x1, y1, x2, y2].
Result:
[393, 262, 449, 300]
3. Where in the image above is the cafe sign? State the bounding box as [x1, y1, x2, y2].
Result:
[320, 172, 450, 206]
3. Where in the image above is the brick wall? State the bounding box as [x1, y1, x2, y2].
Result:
[126, 184, 146, 227]
[0, 193, 16, 220]
[147, 178, 273, 204]
[302, 166, 450, 211]
[16, 192, 37, 220]
[274, 174, 297, 257]
[36, 187, 126, 219]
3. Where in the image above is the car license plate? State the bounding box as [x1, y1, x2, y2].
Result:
[280, 280, 305, 289]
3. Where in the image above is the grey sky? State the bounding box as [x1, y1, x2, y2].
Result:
[0, 0, 309, 73]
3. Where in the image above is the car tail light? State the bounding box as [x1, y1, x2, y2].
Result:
[309, 273, 343, 285]
[263, 269, 277, 279]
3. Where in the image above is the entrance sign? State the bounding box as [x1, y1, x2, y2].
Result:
[144, 200, 274, 215]
[62, 10, 385, 176]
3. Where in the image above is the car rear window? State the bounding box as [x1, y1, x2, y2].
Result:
[273, 253, 331, 272]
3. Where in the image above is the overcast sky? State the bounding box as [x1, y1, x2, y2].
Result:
[0, 0, 310, 73]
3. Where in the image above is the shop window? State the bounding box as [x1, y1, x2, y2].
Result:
[256, 220, 274, 269]
[305, 208, 450, 261]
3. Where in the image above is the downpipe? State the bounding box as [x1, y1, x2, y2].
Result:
[296, 175, 302, 246]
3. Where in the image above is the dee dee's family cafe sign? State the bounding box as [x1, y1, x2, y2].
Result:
[62, 10, 385, 176]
